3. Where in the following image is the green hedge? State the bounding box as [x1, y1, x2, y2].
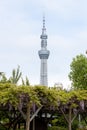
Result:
[0, 125, 6, 130]
[48, 126, 67, 130]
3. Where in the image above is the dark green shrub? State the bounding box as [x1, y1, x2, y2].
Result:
[72, 118, 79, 130]
[48, 126, 67, 130]
[0, 125, 7, 130]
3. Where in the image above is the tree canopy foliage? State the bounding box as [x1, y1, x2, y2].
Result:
[0, 83, 87, 130]
[69, 54, 87, 89]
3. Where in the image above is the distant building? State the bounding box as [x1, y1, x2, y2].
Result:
[38, 17, 50, 86]
[54, 82, 63, 90]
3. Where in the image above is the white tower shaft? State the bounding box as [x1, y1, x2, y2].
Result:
[40, 59, 47, 86]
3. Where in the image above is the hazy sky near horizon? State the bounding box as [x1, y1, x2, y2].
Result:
[0, 0, 87, 88]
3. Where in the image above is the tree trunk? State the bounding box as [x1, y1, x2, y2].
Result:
[68, 107, 72, 130]
[26, 102, 30, 130]
[33, 118, 35, 130]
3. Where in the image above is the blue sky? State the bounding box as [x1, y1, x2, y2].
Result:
[0, 0, 87, 88]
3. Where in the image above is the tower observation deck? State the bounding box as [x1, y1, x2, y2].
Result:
[38, 16, 50, 86]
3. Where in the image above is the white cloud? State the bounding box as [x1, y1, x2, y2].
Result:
[77, 31, 87, 40]
[29, 0, 87, 21]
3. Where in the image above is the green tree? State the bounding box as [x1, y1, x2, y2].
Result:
[0, 73, 7, 83]
[22, 76, 30, 86]
[0, 83, 40, 130]
[9, 66, 22, 84]
[69, 54, 87, 89]
[57, 89, 87, 130]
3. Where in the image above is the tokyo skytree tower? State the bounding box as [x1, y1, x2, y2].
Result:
[38, 17, 50, 86]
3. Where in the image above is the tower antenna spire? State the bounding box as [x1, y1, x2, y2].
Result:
[42, 14, 46, 34]
[43, 14, 45, 29]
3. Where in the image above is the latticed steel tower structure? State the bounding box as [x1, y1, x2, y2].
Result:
[38, 16, 50, 86]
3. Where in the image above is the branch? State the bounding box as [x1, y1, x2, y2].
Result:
[18, 107, 26, 120]
[71, 109, 79, 123]
[60, 108, 69, 123]
[71, 113, 78, 123]
[30, 106, 43, 122]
